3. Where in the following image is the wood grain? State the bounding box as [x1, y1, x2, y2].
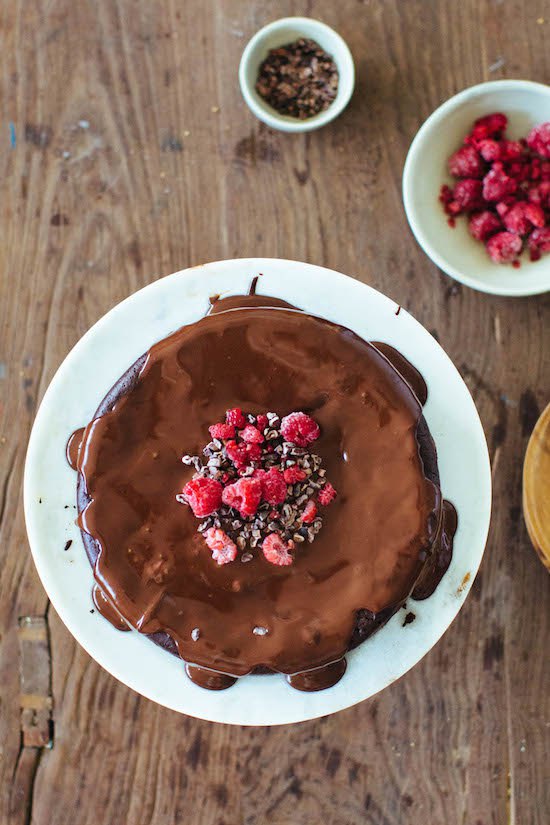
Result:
[1, 1, 549, 823]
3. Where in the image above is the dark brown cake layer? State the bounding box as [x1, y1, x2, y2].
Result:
[71, 293, 456, 690]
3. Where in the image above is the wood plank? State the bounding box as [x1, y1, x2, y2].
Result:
[0, 1, 548, 823]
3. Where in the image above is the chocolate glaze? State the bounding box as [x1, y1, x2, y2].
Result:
[69, 291, 457, 692]
[371, 342, 428, 407]
[66, 427, 85, 471]
[185, 664, 237, 691]
[92, 583, 131, 631]
[287, 658, 347, 692]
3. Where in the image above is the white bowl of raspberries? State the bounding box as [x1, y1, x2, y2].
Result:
[403, 80, 550, 296]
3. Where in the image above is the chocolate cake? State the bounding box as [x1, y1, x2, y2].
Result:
[67, 287, 457, 692]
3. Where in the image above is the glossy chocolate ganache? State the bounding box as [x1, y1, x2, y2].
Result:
[68, 287, 457, 692]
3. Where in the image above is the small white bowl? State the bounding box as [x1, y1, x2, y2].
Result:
[403, 80, 550, 296]
[239, 17, 355, 133]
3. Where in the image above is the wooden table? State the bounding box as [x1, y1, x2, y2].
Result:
[2, 2, 549, 823]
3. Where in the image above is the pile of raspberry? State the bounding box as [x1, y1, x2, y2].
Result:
[440, 114, 550, 264]
[177, 409, 337, 567]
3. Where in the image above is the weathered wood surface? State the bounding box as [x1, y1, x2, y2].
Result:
[1, 1, 549, 823]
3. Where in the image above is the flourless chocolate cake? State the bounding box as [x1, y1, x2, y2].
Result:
[67, 288, 457, 691]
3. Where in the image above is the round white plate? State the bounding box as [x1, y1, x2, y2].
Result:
[24, 259, 491, 725]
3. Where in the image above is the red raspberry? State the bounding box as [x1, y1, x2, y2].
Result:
[482, 164, 518, 201]
[318, 482, 337, 506]
[467, 112, 507, 143]
[256, 414, 268, 432]
[280, 412, 320, 447]
[452, 179, 485, 212]
[526, 122, 550, 159]
[259, 468, 287, 505]
[240, 424, 264, 444]
[477, 139, 502, 163]
[448, 145, 485, 178]
[503, 202, 546, 235]
[225, 408, 247, 428]
[262, 533, 294, 567]
[283, 466, 307, 484]
[528, 181, 550, 209]
[496, 202, 511, 218]
[208, 423, 235, 440]
[301, 500, 317, 524]
[486, 231, 523, 263]
[222, 477, 262, 517]
[468, 211, 502, 241]
[225, 439, 248, 468]
[204, 528, 237, 565]
[181, 477, 223, 518]
[502, 203, 533, 235]
[245, 443, 262, 463]
[528, 227, 550, 261]
[502, 140, 524, 161]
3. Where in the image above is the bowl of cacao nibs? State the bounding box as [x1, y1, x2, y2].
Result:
[403, 80, 550, 296]
[239, 17, 355, 133]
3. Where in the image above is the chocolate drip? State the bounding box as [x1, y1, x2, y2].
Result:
[372, 342, 428, 406]
[185, 664, 237, 691]
[66, 427, 85, 471]
[287, 658, 347, 692]
[411, 500, 458, 600]
[69, 290, 456, 692]
[92, 584, 131, 631]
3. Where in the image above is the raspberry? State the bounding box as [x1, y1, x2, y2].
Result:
[262, 533, 294, 566]
[467, 112, 507, 143]
[181, 477, 223, 518]
[528, 227, 550, 261]
[448, 145, 485, 178]
[208, 422, 235, 440]
[452, 179, 485, 212]
[301, 500, 317, 524]
[259, 468, 287, 505]
[496, 202, 511, 218]
[502, 203, 533, 235]
[280, 412, 320, 447]
[225, 439, 248, 468]
[256, 414, 268, 432]
[225, 408, 247, 428]
[222, 477, 262, 517]
[204, 528, 237, 565]
[482, 164, 518, 201]
[468, 211, 502, 241]
[477, 139, 502, 163]
[318, 482, 337, 506]
[241, 424, 264, 444]
[245, 443, 262, 463]
[283, 466, 307, 484]
[486, 231, 523, 263]
[528, 181, 550, 208]
[526, 122, 550, 159]
[502, 140, 524, 161]
[503, 202, 546, 235]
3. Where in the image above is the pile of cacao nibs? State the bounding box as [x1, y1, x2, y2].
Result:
[177, 409, 337, 567]
[440, 114, 550, 264]
[255, 38, 339, 119]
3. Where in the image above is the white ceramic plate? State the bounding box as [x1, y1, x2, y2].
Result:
[403, 80, 550, 296]
[24, 259, 491, 725]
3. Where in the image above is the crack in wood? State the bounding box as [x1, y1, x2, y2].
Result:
[18, 613, 54, 748]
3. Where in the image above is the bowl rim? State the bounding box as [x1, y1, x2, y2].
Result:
[24, 258, 492, 725]
[238, 16, 355, 133]
[402, 79, 550, 297]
